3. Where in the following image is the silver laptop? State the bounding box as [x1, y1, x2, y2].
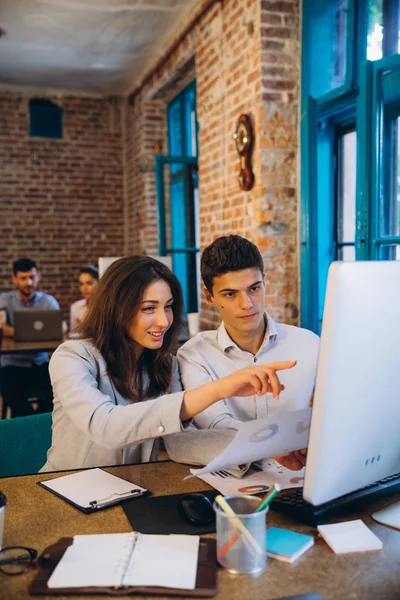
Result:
[303, 261, 400, 506]
[14, 310, 63, 342]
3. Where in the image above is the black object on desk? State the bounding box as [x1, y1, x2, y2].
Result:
[270, 473, 400, 526]
[179, 493, 215, 525]
[122, 489, 219, 535]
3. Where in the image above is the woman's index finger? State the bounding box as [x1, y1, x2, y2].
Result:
[261, 360, 297, 371]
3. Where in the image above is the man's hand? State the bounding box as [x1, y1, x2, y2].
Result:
[274, 449, 307, 471]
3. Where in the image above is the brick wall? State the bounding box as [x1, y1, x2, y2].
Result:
[196, 0, 265, 327]
[124, 0, 300, 328]
[0, 91, 124, 317]
[124, 98, 167, 256]
[0, 0, 299, 333]
[258, 0, 300, 325]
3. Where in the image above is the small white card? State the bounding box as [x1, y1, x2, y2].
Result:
[317, 520, 383, 554]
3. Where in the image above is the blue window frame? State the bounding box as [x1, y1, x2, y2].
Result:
[359, 54, 400, 259]
[301, 0, 400, 332]
[155, 81, 199, 314]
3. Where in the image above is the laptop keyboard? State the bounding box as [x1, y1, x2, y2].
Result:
[270, 473, 400, 526]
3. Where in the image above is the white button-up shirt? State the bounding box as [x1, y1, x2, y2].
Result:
[177, 313, 319, 431]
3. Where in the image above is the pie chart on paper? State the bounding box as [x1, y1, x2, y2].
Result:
[237, 484, 270, 495]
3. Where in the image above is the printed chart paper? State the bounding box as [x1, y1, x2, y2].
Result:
[192, 460, 305, 495]
[191, 408, 311, 477]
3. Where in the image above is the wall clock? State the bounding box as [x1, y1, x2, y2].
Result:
[232, 114, 254, 191]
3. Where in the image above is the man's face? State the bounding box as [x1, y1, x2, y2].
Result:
[12, 269, 40, 298]
[205, 268, 266, 337]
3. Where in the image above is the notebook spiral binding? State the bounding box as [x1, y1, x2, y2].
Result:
[114, 533, 139, 587]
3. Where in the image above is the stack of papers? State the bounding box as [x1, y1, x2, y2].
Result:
[192, 460, 305, 496]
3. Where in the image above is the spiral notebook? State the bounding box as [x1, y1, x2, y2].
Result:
[47, 533, 199, 590]
[38, 468, 149, 513]
[29, 534, 217, 597]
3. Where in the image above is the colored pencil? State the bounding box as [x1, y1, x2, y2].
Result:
[215, 495, 264, 558]
[218, 484, 280, 559]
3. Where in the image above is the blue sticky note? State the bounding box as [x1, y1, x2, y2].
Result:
[266, 528, 314, 562]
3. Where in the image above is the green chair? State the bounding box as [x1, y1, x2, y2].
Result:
[0, 412, 52, 477]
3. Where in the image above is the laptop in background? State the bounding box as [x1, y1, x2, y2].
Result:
[14, 310, 63, 342]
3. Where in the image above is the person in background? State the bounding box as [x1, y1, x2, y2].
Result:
[41, 255, 295, 472]
[171, 235, 319, 471]
[0, 258, 59, 417]
[70, 265, 99, 332]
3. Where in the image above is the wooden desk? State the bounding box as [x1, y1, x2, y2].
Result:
[1, 461, 400, 600]
[0, 338, 63, 354]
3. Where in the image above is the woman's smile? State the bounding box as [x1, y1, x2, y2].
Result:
[148, 330, 166, 339]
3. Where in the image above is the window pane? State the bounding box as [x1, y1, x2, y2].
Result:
[367, 0, 383, 60]
[397, 116, 400, 236]
[381, 114, 400, 236]
[337, 130, 356, 246]
[168, 100, 183, 155]
[161, 163, 199, 313]
[183, 85, 197, 157]
[379, 245, 400, 259]
[166, 82, 199, 313]
[338, 245, 355, 260]
[308, 0, 348, 97]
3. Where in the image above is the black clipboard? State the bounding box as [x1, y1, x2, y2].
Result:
[29, 536, 217, 597]
[38, 468, 151, 513]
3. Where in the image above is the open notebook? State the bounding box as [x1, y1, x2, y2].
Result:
[47, 533, 199, 590]
[29, 534, 217, 597]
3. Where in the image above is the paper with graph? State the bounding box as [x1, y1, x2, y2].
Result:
[192, 461, 306, 496]
[191, 408, 311, 477]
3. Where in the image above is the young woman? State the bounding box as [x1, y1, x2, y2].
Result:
[69, 265, 99, 331]
[41, 256, 295, 472]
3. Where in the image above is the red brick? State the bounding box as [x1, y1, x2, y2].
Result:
[261, 39, 285, 50]
[262, 26, 291, 38]
[261, 13, 282, 24]
[0, 91, 124, 315]
[262, 79, 296, 90]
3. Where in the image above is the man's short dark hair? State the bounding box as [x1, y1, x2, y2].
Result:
[79, 265, 99, 280]
[13, 258, 37, 275]
[201, 235, 264, 293]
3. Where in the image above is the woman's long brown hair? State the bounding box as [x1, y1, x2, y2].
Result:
[76, 256, 183, 401]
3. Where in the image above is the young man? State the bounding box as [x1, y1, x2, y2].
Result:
[176, 235, 319, 470]
[0, 258, 60, 417]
